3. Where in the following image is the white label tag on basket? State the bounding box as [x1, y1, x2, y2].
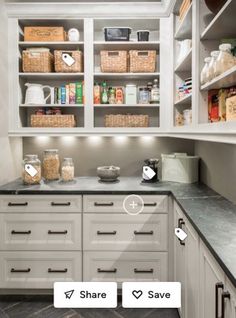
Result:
[25, 164, 38, 177]
[62, 53, 75, 67]
[143, 166, 156, 180]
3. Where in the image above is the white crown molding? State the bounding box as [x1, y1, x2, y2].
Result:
[6, 1, 175, 18]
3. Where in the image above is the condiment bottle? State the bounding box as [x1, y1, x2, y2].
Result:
[151, 79, 160, 104]
[101, 81, 109, 104]
[94, 82, 101, 104]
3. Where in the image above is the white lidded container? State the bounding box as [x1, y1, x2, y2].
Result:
[161, 153, 199, 183]
[125, 84, 137, 104]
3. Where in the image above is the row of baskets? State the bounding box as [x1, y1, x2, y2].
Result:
[101, 50, 157, 73]
[30, 114, 149, 127]
[22, 50, 83, 73]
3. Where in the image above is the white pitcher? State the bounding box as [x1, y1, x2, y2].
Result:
[25, 83, 53, 105]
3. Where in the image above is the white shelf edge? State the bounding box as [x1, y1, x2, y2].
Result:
[174, 48, 192, 72]
[94, 41, 160, 45]
[174, 94, 192, 105]
[19, 72, 84, 77]
[200, 0, 233, 39]
[94, 72, 160, 77]
[200, 66, 236, 91]
[19, 41, 84, 45]
[174, 2, 193, 39]
[19, 104, 84, 107]
[93, 104, 160, 107]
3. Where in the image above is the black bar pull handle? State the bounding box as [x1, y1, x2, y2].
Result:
[8, 202, 28, 207]
[94, 202, 114, 207]
[48, 230, 68, 235]
[11, 268, 31, 273]
[11, 230, 31, 235]
[97, 268, 117, 273]
[48, 268, 68, 273]
[144, 203, 157, 207]
[97, 231, 117, 235]
[215, 282, 224, 318]
[134, 230, 154, 235]
[134, 268, 154, 273]
[51, 202, 71, 206]
[221, 291, 230, 318]
[178, 218, 186, 246]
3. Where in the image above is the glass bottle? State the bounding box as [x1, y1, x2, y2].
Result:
[108, 87, 116, 104]
[94, 82, 101, 104]
[61, 158, 74, 182]
[22, 154, 41, 185]
[215, 43, 235, 76]
[201, 57, 211, 85]
[151, 79, 160, 104]
[101, 81, 109, 104]
[43, 149, 60, 181]
[208, 51, 220, 81]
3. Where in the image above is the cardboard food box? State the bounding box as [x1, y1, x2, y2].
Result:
[24, 26, 65, 42]
[226, 94, 236, 121]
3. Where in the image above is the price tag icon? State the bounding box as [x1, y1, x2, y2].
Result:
[62, 53, 75, 67]
[175, 228, 187, 241]
[25, 164, 38, 177]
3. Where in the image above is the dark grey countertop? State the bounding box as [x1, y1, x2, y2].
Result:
[0, 177, 235, 288]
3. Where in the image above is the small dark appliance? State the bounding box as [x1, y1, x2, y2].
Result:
[142, 158, 159, 183]
[104, 27, 132, 41]
[137, 30, 150, 42]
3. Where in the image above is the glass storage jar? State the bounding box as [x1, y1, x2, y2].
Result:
[208, 51, 220, 81]
[43, 149, 60, 181]
[139, 87, 149, 104]
[22, 154, 41, 185]
[61, 158, 75, 182]
[215, 43, 235, 76]
[201, 57, 211, 85]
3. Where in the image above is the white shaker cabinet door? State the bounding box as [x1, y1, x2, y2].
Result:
[199, 240, 225, 318]
[225, 278, 236, 318]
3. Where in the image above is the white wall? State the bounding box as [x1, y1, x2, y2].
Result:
[0, 0, 22, 185]
[195, 141, 236, 204]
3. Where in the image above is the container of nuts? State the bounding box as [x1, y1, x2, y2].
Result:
[22, 154, 41, 185]
[43, 149, 60, 181]
[61, 158, 75, 182]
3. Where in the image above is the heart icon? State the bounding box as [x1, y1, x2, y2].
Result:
[132, 290, 143, 299]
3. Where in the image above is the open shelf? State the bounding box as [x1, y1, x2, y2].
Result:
[19, 104, 84, 108]
[94, 104, 160, 108]
[94, 72, 160, 79]
[19, 41, 84, 49]
[174, 94, 192, 106]
[174, 2, 192, 40]
[19, 73, 84, 80]
[94, 41, 160, 51]
[201, 66, 236, 91]
[175, 48, 192, 72]
[201, 0, 236, 40]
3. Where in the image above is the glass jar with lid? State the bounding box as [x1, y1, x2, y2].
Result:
[22, 154, 41, 185]
[139, 87, 149, 104]
[208, 51, 220, 81]
[61, 158, 75, 182]
[43, 149, 60, 181]
[215, 43, 235, 76]
[201, 57, 211, 85]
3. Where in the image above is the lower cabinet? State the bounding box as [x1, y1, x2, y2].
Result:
[0, 251, 82, 289]
[225, 278, 236, 318]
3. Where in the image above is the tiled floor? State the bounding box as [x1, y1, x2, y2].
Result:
[0, 296, 180, 318]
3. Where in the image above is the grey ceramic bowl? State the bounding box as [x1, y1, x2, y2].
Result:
[97, 166, 120, 182]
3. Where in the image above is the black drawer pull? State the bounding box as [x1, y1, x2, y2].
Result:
[134, 230, 154, 235]
[11, 230, 31, 235]
[11, 268, 31, 273]
[215, 282, 224, 318]
[97, 231, 117, 235]
[144, 203, 157, 207]
[134, 268, 154, 274]
[221, 291, 230, 318]
[48, 268, 68, 273]
[97, 268, 117, 273]
[94, 202, 114, 207]
[8, 202, 28, 207]
[48, 230, 68, 235]
[51, 202, 71, 206]
[178, 218, 186, 246]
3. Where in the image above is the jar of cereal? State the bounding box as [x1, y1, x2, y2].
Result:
[43, 149, 60, 181]
[22, 154, 41, 185]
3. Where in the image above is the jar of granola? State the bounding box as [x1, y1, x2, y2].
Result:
[215, 43, 235, 76]
[22, 154, 41, 185]
[43, 149, 60, 181]
[61, 158, 74, 182]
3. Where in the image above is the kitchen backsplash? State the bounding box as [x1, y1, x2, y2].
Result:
[23, 137, 194, 177]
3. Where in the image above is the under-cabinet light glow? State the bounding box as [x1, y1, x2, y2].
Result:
[139, 136, 156, 144]
[87, 136, 103, 145]
[61, 136, 77, 145]
[35, 136, 51, 145]
[113, 136, 129, 145]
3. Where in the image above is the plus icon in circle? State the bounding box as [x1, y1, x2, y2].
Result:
[129, 201, 138, 209]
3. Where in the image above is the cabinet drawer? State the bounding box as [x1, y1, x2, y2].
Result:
[0, 214, 81, 251]
[83, 251, 168, 284]
[83, 214, 167, 251]
[83, 195, 168, 213]
[0, 251, 82, 289]
[0, 195, 82, 213]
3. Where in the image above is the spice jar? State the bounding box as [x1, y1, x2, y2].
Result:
[139, 87, 149, 104]
[215, 43, 235, 76]
[22, 154, 41, 185]
[43, 149, 60, 181]
[61, 158, 75, 182]
[208, 51, 220, 81]
[201, 57, 211, 85]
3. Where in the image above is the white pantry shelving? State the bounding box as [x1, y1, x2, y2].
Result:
[201, 66, 236, 91]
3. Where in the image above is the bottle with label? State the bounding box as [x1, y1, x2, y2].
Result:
[101, 81, 109, 104]
[94, 82, 101, 104]
[151, 79, 160, 104]
[108, 87, 116, 104]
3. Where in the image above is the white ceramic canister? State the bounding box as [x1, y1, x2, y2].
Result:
[68, 28, 80, 42]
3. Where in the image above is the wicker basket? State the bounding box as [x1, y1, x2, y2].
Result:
[22, 50, 54, 73]
[54, 50, 83, 73]
[31, 115, 76, 128]
[129, 50, 156, 73]
[105, 114, 149, 127]
[100, 50, 128, 73]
